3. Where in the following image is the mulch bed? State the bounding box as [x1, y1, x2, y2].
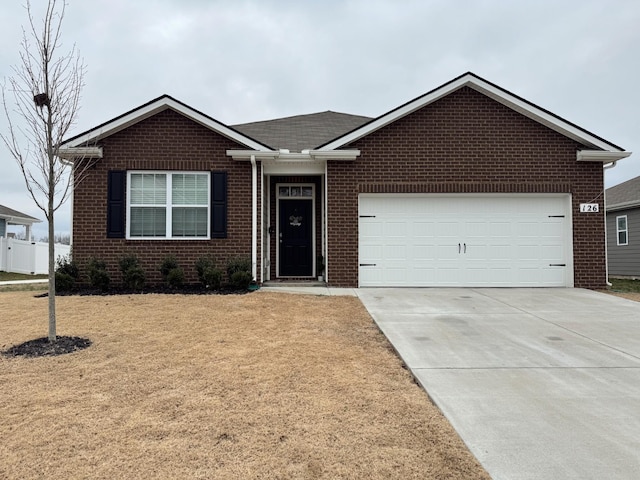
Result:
[2, 336, 92, 358]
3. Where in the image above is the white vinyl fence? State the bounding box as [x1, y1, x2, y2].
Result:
[0, 237, 71, 275]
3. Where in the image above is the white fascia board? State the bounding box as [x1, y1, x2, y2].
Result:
[57, 147, 104, 159]
[227, 150, 279, 160]
[4, 215, 41, 225]
[63, 98, 270, 151]
[322, 73, 626, 153]
[309, 150, 360, 160]
[576, 150, 632, 162]
[606, 200, 640, 212]
[227, 149, 360, 163]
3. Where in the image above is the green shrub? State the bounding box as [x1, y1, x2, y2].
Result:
[195, 256, 214, 280]
[123, 266, 145, 290]
[119, 254, 140, 274]
[119, 254, 145, 290]
[160, 256, 179, 279]
[226, 256, 251, 279]
[87, 257, 110, 291]
[166, 267, 185, 288]
[55, 272, 75, 292]
[195, 256, 222, 290]
[55, 255, 79, 292]
[55, 255, 79, 279]
[159, 256, 184, 288]
[202, 266, 222, 290]
[230, 270, 252, 290]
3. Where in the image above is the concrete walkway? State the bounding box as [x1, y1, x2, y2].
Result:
[357, 288, 640, 480]
[0, 279, 48, 285]
[259, 285, 357, 296]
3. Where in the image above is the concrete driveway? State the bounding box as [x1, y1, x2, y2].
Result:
[357, 288, 640, 480]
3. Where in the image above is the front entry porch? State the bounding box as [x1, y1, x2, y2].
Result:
[265, 176, 324, 282]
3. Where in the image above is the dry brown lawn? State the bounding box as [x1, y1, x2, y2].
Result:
[0, 290, 489, 479]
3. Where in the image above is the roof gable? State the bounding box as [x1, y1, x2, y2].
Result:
[319, 72, 626, 153]
[61, 95, 272, 151]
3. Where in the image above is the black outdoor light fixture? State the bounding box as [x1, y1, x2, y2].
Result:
[33, 93, 50, 108]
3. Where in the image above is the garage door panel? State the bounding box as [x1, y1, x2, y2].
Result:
[359, 195, 572, 287]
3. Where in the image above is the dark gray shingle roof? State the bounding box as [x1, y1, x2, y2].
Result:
[232, 111, 372, 152]
[0, 204, 40, 222]
[606, 176, 640, 210]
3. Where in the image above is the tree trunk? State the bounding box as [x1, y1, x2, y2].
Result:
[48, 206, 56, 342]
[47, 102, 56, 343]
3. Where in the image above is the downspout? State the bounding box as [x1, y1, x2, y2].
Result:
[251, 155, 257, 282]
[69, 168, 74, 250]
[324, 160, 328, 284]
[603, 161, 618, 287]
[259, 161, 264, 283]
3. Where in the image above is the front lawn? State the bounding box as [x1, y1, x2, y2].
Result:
[0, 271, 48, 282]
[608, 277, 640, 293]
[0, 291, 489, 479]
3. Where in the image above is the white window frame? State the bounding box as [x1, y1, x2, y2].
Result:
[616, 215, 628, 246]
[126, 171, 210, 240]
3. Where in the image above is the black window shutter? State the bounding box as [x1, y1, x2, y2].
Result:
[211, 171, 227, 238]
[107, 170, 126, 238]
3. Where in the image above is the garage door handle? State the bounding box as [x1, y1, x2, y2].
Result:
[458, 243, 461, 254]
[549, 264, 566, 267]
[360, 263, 377, 267]
[464, 243, 466, 253]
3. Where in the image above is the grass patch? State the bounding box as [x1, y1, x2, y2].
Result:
[609, 278, 640, 293]
[0, 271, 48, 282]
[0, 291, 489, 479]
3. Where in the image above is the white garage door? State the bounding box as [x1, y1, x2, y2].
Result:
[358, 194, 573, 287]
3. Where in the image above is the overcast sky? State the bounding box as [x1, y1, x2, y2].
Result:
[1, 0, 638, 240]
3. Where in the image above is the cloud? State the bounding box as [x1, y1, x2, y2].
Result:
[1, 0, 638, 239]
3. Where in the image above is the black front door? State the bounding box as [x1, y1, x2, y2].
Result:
[279, 199, 313, 276]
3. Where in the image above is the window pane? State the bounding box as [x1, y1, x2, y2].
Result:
[172, 207, 208, 237]
[617, 217, 627, 230]
[130, 174, 166, 205]
[172, 174, 208, 205]
[130, 207, 166, 237]
[618, 231, 627, 245]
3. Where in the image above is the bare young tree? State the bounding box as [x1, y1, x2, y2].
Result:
[1, 0, 88, 342]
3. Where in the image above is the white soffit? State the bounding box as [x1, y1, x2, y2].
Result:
[321, 73, 628, 154]
[226, 149, 360, 161]
[576, 150, 632, 162]
[61, 96, 271, 152]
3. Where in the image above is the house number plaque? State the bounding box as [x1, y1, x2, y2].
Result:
[579, 203, 599, 213]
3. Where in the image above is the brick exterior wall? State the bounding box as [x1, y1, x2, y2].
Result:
[326, 87, 606, 289]
[72, 109, 260, 286]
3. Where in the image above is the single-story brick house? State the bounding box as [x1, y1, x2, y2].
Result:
[606, 175, 640, 278]
[60, 72, 631, 288]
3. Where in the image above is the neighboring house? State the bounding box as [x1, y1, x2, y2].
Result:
[0, 204, 40, 241]
[59, 72, 631, 289]
[606, 176, 640, 278]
